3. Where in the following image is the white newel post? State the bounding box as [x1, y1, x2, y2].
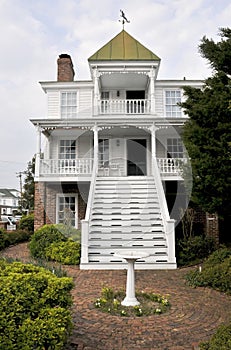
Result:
[166, 219, 176, 263]
[81, 219, 89, 264]
[35, 125, 41, 178]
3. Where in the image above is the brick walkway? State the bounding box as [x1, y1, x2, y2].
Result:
[1, 243, 231, 350]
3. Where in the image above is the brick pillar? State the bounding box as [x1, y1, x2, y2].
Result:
[34, 182, 46, 231]
[206, 213, 219, 244]
[57, 54, 75, 82]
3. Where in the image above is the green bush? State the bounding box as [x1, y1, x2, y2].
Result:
[29, 224, 67, 259]
[54, 224, 81, 242]
[45, 240, 81, 265]
[0, 229, 31, 251]
[185, 248, 231, 294]
[18, 213, 34, 232]
[0, 260, 73, 349]
[176, 235, 216, 266]
[200, 322, 231, 350]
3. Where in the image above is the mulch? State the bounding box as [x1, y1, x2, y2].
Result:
[1, 243, 230, 350]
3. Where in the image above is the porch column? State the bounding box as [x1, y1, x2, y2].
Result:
[149, 68, 155, 114]
[35, 125, 41, 178]
[149, 124, 158, 176]
[92, 125, 99, 170]
[93, 68, 100, 115]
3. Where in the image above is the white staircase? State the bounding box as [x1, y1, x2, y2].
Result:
[81, 176, 176, 269]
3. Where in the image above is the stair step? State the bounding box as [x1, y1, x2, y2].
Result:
[93, 198, 159, 204]
[90, 226, 164, 233]
[89, 240, 167, 248]
[91, 214, 161, 220]
[89, 232, 165, 239]
[88, 246, 168, 255]
[88, 253, 168, 264]
[92, 208, 161, 214]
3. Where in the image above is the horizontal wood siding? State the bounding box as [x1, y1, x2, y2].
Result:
[155, 86, 164, 117]
[47, 91, 60, 118]
[78, 89, 93, 116]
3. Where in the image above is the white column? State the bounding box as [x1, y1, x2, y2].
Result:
[149, 68, 155, 114]
[35, 125, 41, 178]
[93, 68, 100, 115]
[92, 125, 99, 169]
[149, 124, 158, 176]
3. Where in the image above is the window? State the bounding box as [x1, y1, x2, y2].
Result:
[167, 138, 184, 158]
[165, 90, 182, 117]
[101, 91, 109, 100]
[59, 140, 76, 159]
[61, 92, 77, 118]
[99, 139, 109, 167]
[57, 195, 77, 227]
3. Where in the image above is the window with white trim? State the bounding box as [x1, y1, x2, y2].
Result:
[57, 194, 78, 228]
[167, 138, 184, 158]
[99, 139, 109, 167]
[61, 92, 77, 118]
[59, 140, 76, 159]
[165, 90, 182, 117]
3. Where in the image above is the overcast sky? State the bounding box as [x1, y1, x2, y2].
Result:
[0, 0, 230, 190]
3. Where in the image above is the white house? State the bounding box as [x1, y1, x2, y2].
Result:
[31, 29, 203, 269]
[0, 188, 20, 217]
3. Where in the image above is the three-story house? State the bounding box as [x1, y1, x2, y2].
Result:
[31, 29, 203, 269]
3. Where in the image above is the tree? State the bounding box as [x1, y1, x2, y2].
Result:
[181, 28, 231, 221]
[21, 156, 35, 211]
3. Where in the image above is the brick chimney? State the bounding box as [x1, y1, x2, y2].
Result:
[57, 54, 75, 82]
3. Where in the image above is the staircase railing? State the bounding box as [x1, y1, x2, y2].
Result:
[81, 158, 98, 264]
[152, 158, 176, 264]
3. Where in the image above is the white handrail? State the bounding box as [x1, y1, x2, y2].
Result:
[152, 158, 176, 264]
[81, 157, 98, 264]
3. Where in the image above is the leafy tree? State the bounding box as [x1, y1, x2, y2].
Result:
[181, 28, 231, 222]
[21, 156, 35, 211]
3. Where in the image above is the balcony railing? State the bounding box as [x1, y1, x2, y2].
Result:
[100, 99, 150, 115]
[157, 158, 187, 176]
[40, 158, 93, 176]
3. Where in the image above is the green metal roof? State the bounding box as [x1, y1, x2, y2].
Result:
[88, 30, 160, 61]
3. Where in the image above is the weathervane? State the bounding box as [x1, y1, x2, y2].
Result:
[119, 10, 130, 29]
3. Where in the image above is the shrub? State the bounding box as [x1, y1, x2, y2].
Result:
[176, 235, 216, 266]
[0, 229, 31, 251]
[45, 240, 81, 265]
[185, 248, 231, 294]
[18, 213, 34, 232]
[54, 224, 81, 242]
[29, 224, 67, 259]
[200, 322, 231, 350]
[0, 260, 73, 349]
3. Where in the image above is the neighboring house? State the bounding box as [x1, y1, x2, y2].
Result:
[31, 29, 203, 270]
[0, 188, 20, 217]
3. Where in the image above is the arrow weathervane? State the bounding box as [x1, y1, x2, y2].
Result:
[119, 10, 130, 29]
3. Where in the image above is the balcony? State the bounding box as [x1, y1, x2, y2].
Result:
[39, 158, 93, 176]
[157, 158, 187, 177]
[100, 99, 150, 115]
[38, 157, 186, 178]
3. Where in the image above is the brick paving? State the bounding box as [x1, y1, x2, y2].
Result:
[1, 243, 231, 350]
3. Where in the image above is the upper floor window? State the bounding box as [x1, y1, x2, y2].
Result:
[59, 140, 76, 159]
[61, 92, 77, 118]
[167, 138, 184, 158]
[101, 91, 109, 100]
[165, 90, 182, 117]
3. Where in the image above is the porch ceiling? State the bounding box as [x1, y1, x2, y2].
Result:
[99, 72, 148, 89]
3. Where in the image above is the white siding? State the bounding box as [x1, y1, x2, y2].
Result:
[155, 86, 164, 117]
[78, 89, 93, 116]
[47, 91, 60, 118]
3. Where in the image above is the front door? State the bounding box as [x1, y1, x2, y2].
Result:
[127, 139, 147, 176]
